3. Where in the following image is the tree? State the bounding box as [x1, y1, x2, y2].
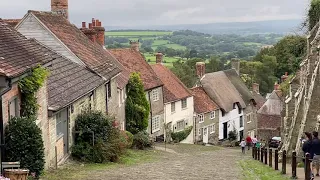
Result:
[125, 73, 150, 134]
[5, 117, 45, 178]
[171, 60, 198, 88]
[308, 0, 320, 31]
[206, 56, 224, 73]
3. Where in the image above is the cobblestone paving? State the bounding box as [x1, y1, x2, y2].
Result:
[88, 146, 250, 180]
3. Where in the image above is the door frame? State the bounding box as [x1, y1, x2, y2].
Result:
[223, 122, 228, 139]
[203, 127, 209, 143]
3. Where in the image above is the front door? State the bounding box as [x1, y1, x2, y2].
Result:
[203, 127, 209, 144]
[239, 130, 244, 142]
[223, 122, 228, 139]
[60, 109, 68, 155]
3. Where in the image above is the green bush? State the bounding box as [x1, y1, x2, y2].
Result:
[5, 117, 45, 178]
[132, 131, 153, 150]
[171, 126, 193, 142]
[228, 130, 238, 141]
[71, 111, 125, 163]
[125, 131, 134, 148]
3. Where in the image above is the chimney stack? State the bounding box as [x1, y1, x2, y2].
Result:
[130, 40, 140, 52]
[155, 52, 163, 64]
[252, 83, 259, 94]
[80, 22, 96, 43]
[231, 59, 240, 76]
[274, 82, 280, 90]
[82, 22, 86, 28]
[196, 62, 206, 78]
[51, 0, 69, 20]
[93, 19, 106, 47]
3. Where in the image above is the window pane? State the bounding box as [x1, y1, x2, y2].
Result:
[171, 102, 175, 112]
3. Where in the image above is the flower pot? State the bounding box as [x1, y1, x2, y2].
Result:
[4, 169, 29, 180]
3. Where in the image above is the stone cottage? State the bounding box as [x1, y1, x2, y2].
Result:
[110, 43, 164, 140]
[190, 86, 220, 145]
[280, 20, 320, 156]
[151, 53, 194, 143]
[197, 60, 257, 141]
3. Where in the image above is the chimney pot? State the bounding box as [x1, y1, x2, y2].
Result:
[196, 62, 206, 78]
[156, 52, 163, 64]
[231, 59, 240, 76]
[82, 22, 86, 28]
[92, 20, 96, 27]
[96, 20, 99, 27]
[88, 23, 93, 29]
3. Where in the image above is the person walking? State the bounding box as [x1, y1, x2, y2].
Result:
[303, 132, 314, 179]
[312, 131, 320, 177]
[240, 139, 246, 154]
[252, 135, 257, 147]
[246, 135, 252, 150]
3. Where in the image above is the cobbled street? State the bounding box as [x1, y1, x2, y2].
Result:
[87, 145, 250, 180]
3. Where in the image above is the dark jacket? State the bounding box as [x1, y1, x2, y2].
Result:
[312, 137, 320, 156]
[302, 140, 313, 158]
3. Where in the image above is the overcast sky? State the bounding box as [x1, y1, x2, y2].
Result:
[0, 0, 310, 27]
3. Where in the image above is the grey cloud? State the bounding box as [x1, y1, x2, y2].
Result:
[0, 0, 309, 27]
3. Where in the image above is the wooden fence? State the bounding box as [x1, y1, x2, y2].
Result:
[252, 147, 312, 180]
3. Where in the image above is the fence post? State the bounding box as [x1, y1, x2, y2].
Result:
[282, 150, 287, 174]
[275, 149, 279, 170]
[264, 148, 268, 165]
[269, 148, 272, 167]
[305, 153, 311, 180]
[261, 148, 264, 163]
[257, 148, 260, 161]
[292, 151, 297, 179]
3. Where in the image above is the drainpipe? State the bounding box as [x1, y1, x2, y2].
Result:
[0, 79, 12, 173]
[148, 91, 153, 135]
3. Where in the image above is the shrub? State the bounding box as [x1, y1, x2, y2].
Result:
[71, 111, 124, 163]
[228, 130, 238, 141]
[125, 73, 150, 134]
[171, 126, 193, 143]
[132, 131, 153, 150]
[125, 131, 134, 148]
[5, 117, 45, 178]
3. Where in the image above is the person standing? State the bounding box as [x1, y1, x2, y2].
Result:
[246, 135, 252, 150]
[312, 131, 320, 177]
[252, 135, 257, 147]
[303, 132, 314, 179]
[240, 139, 246, 154]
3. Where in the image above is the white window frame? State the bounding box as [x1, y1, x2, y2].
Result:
[198, 128, 202, 135]
[210, 111, 215, 119]
[176, 120, 185, 131]
[181, 98, 187, 109]
[209, 124, 215, 134]
[247, 113, 252, 124]
[240, 116, 244, 128]
[198, 114, 204, 123]
[152, 116, 160, 132]
[152, 89, 159, 102]
[171, 102, 175, 113]
[9, 97, 19, 120]
[56, 112, 63, 138]
[118, 89, 121, 107]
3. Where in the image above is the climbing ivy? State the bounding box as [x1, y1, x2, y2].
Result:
[18, 65, 49, 118]
[309, 0, 320, 31]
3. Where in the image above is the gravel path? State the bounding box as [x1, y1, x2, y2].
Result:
[87, 145, 250, 180]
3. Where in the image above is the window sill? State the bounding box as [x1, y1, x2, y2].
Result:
[153, 99, 159, 102]
[210, 132, 215, 135]
[247, 121, 252, 124]
[182, 107, 187, 110]
[171, 111, 176, 114]
[199, 121, 204, 124]
[210, 117, 215, 120]
[152, 129, 160, 133]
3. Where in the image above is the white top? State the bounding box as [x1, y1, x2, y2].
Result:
[240, 141, 246, 147]
[252, 137, 257, 144]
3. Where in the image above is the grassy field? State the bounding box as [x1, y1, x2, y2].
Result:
[238, 160, 289, 180]
[144, 53, 181, 68]
[106, 31, 172, 36]
[41, 149, 163, 180]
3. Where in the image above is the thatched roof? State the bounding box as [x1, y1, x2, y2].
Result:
[201, 70, 246, 112]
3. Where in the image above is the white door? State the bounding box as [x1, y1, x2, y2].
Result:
[203, 127, 209, 144]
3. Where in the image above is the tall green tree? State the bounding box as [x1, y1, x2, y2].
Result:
[125, 73, 150, 134]
[308, 0, 320, 31]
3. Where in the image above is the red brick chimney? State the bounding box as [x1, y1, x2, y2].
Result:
[80, 22, 96, 43]
[274, 82, 280, 90]
[252, 83, 259, 94]
[51, 0, 69, 20]
[196, 62, 206, 78]
[93, 19, 106, 47]
[130, 41, 139, 52]
[155, 52, 163, 64]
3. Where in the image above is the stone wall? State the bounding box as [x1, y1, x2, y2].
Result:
[244, 104, 257, 137]
[195, 110, 219, 145]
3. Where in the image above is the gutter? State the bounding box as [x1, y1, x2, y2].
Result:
[0, 79, 12, 173]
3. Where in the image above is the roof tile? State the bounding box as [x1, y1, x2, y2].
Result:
[190, 87, 219, 113]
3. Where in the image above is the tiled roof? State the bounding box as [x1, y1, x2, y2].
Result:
[29, 11, 121, 80]
[2, 19, 21, 27]
[201, 71, 246, 112]
[45, 45, 105, 111]
[151, 64, 191, 103]
[257, 114, 281, 130]
[257, 90, 282, 116]
[190, 87, 219, 113]
[109, 49, 163, 91]
[0, 19, 53, 78]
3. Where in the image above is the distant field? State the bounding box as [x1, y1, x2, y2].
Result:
[106, 31, 172, 36]
[144, 53, 181, 68]
[243, 42, 263, 46]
